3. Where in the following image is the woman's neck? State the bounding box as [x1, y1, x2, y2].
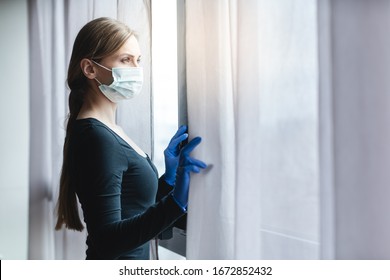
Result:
[77, 88, 117, 126]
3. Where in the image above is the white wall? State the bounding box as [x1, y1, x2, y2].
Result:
[319, 0, 390, 260]
[0, 0, 29, 259]
[330, 0, 390, 259]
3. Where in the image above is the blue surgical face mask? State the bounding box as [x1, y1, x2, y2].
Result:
[92, 60, 143, 103]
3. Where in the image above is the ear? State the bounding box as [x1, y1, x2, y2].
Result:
[80, 59, 97, 80]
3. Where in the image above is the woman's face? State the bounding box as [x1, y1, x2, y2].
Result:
[95, 35, 142, 85]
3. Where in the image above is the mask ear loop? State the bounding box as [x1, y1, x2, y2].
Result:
[91, 60, 112, 72]
[94, 77, 103, 85]
[91, 60, 111, 86]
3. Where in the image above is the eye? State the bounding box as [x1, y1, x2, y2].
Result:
[121, 57, 131, 63]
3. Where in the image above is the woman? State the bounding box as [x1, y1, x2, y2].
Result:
[55, 17, 207, 260]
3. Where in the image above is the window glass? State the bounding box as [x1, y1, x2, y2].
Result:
[152, 0, 179, 175]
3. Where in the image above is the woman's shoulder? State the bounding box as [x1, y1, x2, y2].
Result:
[73, 118, 119, 147]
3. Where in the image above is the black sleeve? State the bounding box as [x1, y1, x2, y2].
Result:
[156, 176, 187, 240]
[75, 125, 186, 259]
[156, 175, 174, 201]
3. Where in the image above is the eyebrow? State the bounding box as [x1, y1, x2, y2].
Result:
[119, 53, 142, 58]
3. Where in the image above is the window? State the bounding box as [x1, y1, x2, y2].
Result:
[152, 0, 179, 175]
[151, 0, 186, 259]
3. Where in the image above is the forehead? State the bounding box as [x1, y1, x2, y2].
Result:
[115, 35, 141, 57]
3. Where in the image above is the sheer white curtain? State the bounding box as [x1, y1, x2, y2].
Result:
[185, 0, 390, 260]
[28, 0, 152, 259]
[185, 0, 319, 259]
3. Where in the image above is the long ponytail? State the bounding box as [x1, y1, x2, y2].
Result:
[55, 90, 84, 231]
[55, 17, 134, 231]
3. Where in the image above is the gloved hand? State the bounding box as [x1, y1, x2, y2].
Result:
[164, 125, 189, 185]
[173, 137, 207, 209]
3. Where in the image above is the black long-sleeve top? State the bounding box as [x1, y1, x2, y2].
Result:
[69, 118, 185, 259]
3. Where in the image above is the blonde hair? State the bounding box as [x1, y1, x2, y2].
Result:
[55, 17, 135, 231]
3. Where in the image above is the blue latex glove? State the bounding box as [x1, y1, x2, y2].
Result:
[164, 125, 189, 185]
[173, 137, 207, 209]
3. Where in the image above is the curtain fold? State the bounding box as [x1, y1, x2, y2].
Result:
[185, 0, 237, 259]
[28, 0, 67, 260]
[28, 0, 152, 259]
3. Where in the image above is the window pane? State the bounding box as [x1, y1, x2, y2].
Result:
[152, 0, 179, 175]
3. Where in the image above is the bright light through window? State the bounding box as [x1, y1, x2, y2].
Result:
[152, 0, 179, 176]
